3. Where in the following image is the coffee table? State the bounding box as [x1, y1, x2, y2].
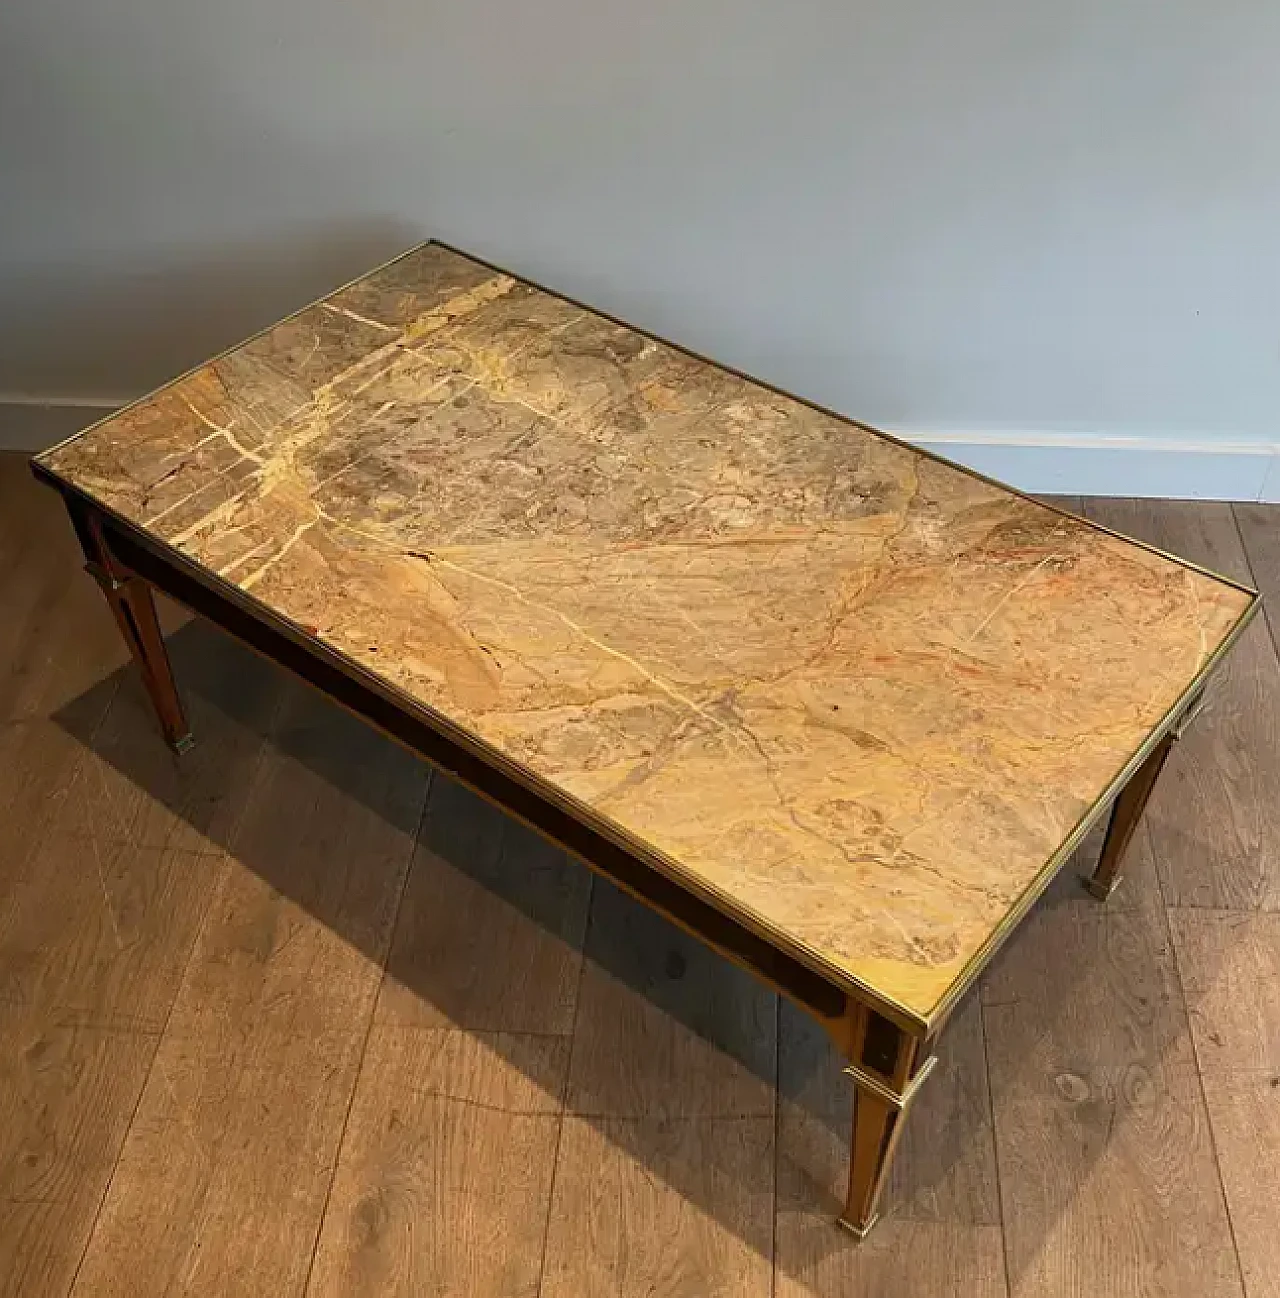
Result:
[31, 242, 1259, 1237]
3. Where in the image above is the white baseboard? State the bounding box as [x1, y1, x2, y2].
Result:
[0, 396, 119, 454]
[3, 397, 1277, 504]
[892, 429, 1280, 504]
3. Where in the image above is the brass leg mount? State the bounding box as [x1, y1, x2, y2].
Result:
[831, 1004, 936, 1239]
[74, 508, 194, 755]
[1084, 688, 1203, 901]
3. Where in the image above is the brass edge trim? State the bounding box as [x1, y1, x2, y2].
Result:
[29, 239, 1262, 1032]
[922, 589, 1262, 1031]
[31, 235, 1258, 606]
[28, 239, 439, 466]
[31, 475, 929, 1034]
[843, 1053, 939, 1109]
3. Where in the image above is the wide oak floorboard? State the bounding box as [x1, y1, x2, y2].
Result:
[540, 882, 777, 1298]
[68, 687, 429, 1298]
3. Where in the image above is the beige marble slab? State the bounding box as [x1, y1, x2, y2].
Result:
[37, 243, 1255, 1025]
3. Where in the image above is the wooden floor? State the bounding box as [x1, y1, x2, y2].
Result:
[2, 450, 1279, 1298]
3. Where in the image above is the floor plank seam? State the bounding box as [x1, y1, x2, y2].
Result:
[47, 835, 217, 859]
[5, 1016, 167, 1037]
[1228, 505, 1263, 595]
[0, 678, 121, 890]
[1164, 904, 1280, 916]
[1165, 894, 1252, 1297]
[533, 868, 594, 1298]
[381, 1089, 571, 1119]
[367, 1021, 574, 1039]
[563, 1107, 777, 1123]
[57, 673, 218, 1297]
[61, 867, 229, 1292]
[65, 671, 296, 1295]
[768, 990, 780, 1298]
[976, 989, 1015, 1298]
[295, 763, 436, 1298]
[1142, 808, 1184, 944]
[1231, 503, 1280, 669]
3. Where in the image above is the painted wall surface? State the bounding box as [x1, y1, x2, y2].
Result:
[2, 0, 1278, 458]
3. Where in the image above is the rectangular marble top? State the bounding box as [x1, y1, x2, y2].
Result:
[38, 243, 1257, 1027]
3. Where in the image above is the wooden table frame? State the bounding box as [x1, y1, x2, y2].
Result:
[32, 468, 1249, 1239]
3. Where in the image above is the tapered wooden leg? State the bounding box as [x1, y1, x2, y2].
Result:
[833, 1006, 935, 1239]
[1085, 690, 1204, 900]
[72, 504, 194, 754]
[844, 1084, 903, 1237]
[1084, 734, 1173, 900]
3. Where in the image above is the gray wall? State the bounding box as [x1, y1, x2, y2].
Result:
[3, 0, 1279, 447]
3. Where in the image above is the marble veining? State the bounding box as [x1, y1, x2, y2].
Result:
[40, 244, 1254, 1022]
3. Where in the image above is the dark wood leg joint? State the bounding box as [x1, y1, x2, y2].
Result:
[1085, 688, 1203, 901]
[72, 504, 194, 755]
[832, 1003, 935, 1239]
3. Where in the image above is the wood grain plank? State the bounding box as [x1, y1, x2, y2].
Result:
[1171, 905, 1280, 1298]
[0, 713, 110, 893]
[982, 871, 1241, 1297]
[563, 880, 776, 1120]
[0, 563, 123, 727]
[48, 625, 285, 858]
[0, 836, 223, 1032]
[981, 840, 1195, 1067]
[0, 632, 268, 1033]
[1084, 498, 1280, 909]
[0, 454, 53, 573]
[993, 1056, 1239, 1298]
[1232, 502, 1280, 656]
[0, 1012, 156, 1298]
[1170, 904, 1280, 1298]
[377, 777, 590, 1034]
[69, 688, 429, 1297]
[1169, 909, 1280, 1073]
[308, 1029, 569, 1298]
[0, 457, 125, 726]
[314, 775, 589, 1295]
[0, 470, 124, 876]
[541, 881, 776, 1296]
[541, 1111, 775, 1298]
[0, 464, 271, 1297]
[1199, 1074, 1280, 1298]
[72, 1024, 370, 1298]
[775, 993, 1005, 1297]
